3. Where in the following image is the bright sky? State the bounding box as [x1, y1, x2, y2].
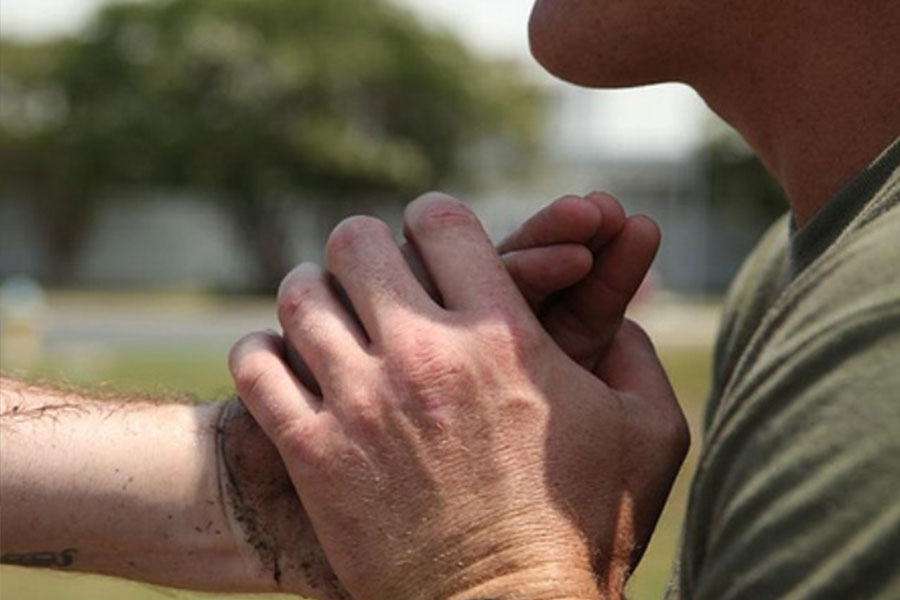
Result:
[0, 0, 710, 159]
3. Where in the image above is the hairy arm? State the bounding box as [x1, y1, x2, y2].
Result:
[0, 377, 345, 597]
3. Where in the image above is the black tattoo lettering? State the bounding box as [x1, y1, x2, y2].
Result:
[1, 548, 78, 568]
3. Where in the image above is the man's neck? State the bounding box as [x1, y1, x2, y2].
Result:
[693, 2, 900, 226]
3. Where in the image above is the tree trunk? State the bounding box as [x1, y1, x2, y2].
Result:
[232, 195, 293, 294]
[29, 189, 96, 286]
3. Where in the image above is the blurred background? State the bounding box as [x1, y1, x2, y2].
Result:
[0, 0, 787, 598]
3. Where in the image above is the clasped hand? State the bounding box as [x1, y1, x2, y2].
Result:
[230, 192, 688, 600]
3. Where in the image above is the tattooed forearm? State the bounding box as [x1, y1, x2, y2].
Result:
[1, 548, 78, 568]
[0, 379, 299, 592]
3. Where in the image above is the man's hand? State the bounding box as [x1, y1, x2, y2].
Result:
[229, 193, 688, 600]
[220, 191, 659, 599]
[289, 191, 659, 393]
[0, 192, 666, 600]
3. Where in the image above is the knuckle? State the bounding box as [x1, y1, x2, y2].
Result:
[548, 194, 584, 216]
[231, 351, 278, 400]
[326, 215, 392, 259]
[621, 319, 654, 348]
[389, 328, 445, 373]
[406, 192, 479, 235]
[228, 332, 276, 379]
[640, 406, 691, 463]
[344, 396, 385, 433]
[277, 276, 323, 324]
[277, 263, 322, 302]
[633, 214, 662, 241]
[227, 334, 255, 375]
[666, 411, 691, 458]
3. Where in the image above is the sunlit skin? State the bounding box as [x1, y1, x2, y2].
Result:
[230, 193, 688, 600]
[3, 1, 896, 598]
[1, 193, 669, 600]
[225, 2, 899, 598]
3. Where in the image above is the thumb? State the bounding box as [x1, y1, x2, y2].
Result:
[594, 320, 690, 571]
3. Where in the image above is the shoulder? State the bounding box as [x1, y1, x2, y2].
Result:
[706, 214, 790, 429]
[681, 203, 900, 600]
[770, 201, 900, 355]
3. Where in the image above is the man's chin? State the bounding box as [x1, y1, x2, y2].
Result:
[528, 37, 656, 89]
[527, 0, 679, 89]
[528, 1, 628, 88]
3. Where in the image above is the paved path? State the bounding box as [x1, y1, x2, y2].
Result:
[1, 291, 722, 362]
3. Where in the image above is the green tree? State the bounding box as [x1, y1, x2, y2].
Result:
[0, 0, 539, 288]
[0, 39, 104, 282]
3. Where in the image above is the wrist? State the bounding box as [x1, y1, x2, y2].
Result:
[445, 561, 613, 600]
[415, 533, 621, 600]
[216, 398, 349, 598]
[387, 511, 628, 600]
[215, 399, 286, 590]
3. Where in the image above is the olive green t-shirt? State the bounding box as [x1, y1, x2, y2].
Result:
[670, 137, 900, 599]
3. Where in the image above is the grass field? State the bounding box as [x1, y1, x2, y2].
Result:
[1, 339, 711, 600]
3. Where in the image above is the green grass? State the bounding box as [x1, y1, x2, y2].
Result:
[1, 344, 711, 599]
[3, 350, 236, 400]
[624, 347, 711, 599]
